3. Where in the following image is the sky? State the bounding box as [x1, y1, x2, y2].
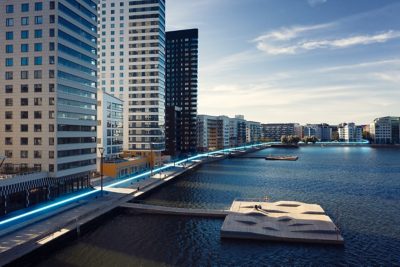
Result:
[166, 0, 400, 124]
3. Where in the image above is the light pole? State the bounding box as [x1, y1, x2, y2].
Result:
[98, 147, 104, 196]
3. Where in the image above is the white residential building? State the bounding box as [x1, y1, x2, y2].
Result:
[98, 0, 166, 154]
[338, 123, 363, 142]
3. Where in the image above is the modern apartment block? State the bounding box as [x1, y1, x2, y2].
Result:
[0, 0, 98, 214]
[262, 123, 302, 141]
[165, 29, 198, 156]
[97, 90, 123, 163]
[98, 0, 166, 156]
[303, 124, 332, 141]
[338, 123, 363, 142]
[197, 115, 260, 151]
[370, 116, 400, 144]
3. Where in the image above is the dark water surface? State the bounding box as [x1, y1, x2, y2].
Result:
[36, 147, 400, 266]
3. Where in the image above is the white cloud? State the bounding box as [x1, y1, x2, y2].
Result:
[308, 0, 328, 7]
[255, 29, 400, 55]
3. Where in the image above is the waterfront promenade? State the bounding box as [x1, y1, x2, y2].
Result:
[0, 144, 267, 266]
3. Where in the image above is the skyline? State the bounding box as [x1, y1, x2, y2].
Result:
[167, 0, 400, 124]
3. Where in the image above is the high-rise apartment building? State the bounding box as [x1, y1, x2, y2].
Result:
[98, 0, 166, 156]
[0, 0, 98, 179]
[165, 29, 198, 156]
[338, 123, 362, 142]
[262, 123, 302, 141]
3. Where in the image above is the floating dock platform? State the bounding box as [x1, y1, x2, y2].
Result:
[221, 199, 343, 245]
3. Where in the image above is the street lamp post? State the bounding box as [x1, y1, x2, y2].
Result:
[98, 147, 105, 196]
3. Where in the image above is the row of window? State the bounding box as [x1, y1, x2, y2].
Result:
[5, 124, 54, 133]
[6, 2, 52, 13]
[6, 15, 54, 27]
[4, 137, 54, 146]
[5, 56, 54, 67]
[4, 84, 54, 94]
[5, 70, 54, 80]
[3, 150, 52, 160]
[4, 111, 55, 120]
[5, 29, 54, 41]
[4, 97, 54, 107]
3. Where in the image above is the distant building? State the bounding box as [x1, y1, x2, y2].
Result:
[262, 123, 302, 141]
[303, 124, 332, 141]
[197, 115, 260, 151]
[370, 117, 400, 144]
[97, 91, 123, 165]
[165, 29, 199, 156]
[338, 123, 363, 142]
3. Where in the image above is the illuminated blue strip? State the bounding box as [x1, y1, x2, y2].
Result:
[0, 140, 368, 226]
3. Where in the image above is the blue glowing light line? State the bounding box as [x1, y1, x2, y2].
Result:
[0, 140, 368, 226]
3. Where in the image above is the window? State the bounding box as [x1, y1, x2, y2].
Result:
[21, 44, 29, 52]
[5, 85, 13, 93]
[34, 124, 42, 132]
[34, 138, 42, 146]
[21, 71, 29, 79]
[49, 70, 55, 78]
[34, 111, 42, 119]
[21, 3, 29, 12]
[5, 138, 13, 145]
[21, 17, 29, 25]
[49, 138, 54, 146]
[21, 84, 28, 93]
[21, 138, 29, 146]
[5, 58, 13, 67]
[49, 15, 55, 24]
[49, 164, 54, 172]
[21, 124, 28, 132]
[5, 112, 13, 119]
[49, 151, 54, 159]
[34, 70, 42, 79]
[49, 84, 55, 92]
[5, 150, 12, 158]
[49, 124, 55, 132]
[21, 111, 29, 119]
[34, 43, 42, 51]
[35, 2, 43, 11]
[6, 5, 14, 13]
[21, 98, 28, 106]
[49, 29, 55, 37]
[5, 124, 12, 132]
[34, 98, 42, 106]
[6, 32, 13, 40]
[6, 18, 14, 27]
[6, 45, 13, 53]
[49, 42, 55, 51]
[34, 84, 42, 92]
[35, 16, 43, 24]
[49, 97, 55, 105]
[34, 29, 42, 38]
[5, 72, 13, 80]
[5, 98, 13, 106]
[34, 56, 42, 65]
[21, 151, 28, 158]
[49, 56, 55, 64]
[21, 57, 29, 66]
[21, 30, 29, 39]
[49, 111, 55, 119]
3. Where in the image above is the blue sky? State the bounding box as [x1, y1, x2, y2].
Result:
[166, 0, 400, 124]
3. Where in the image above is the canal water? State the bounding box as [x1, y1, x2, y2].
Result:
[36, 147, 400, 266]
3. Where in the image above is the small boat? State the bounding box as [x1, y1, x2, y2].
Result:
[265, 155, 298, 161]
